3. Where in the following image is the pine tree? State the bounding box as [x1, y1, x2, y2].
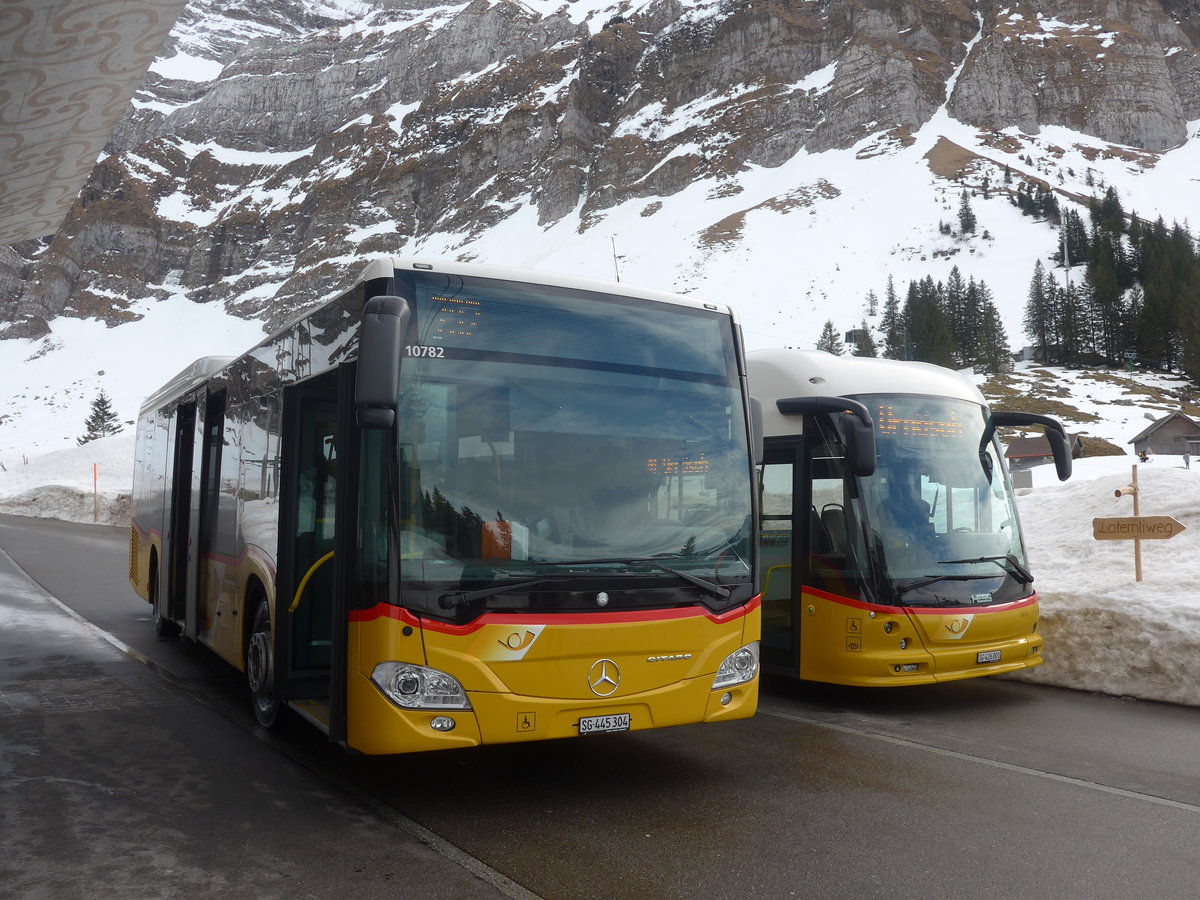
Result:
[1023, 261, 1053, 364]
[1054, 279, 1088, 367]
[880, 275, 905, 359]
[1085, 229, 1124, 364]
[904, 277, 956, 366]
[852, 319, 878, 357]
[78, 390, 122, 445]
[1090, 185, 1126, 235]
[815, 320, 844, 356]
[943, 266, 970, 365]
[1059, 209, 1090, 268]
[975, 295, 1011, 375]
[957, 190, 977, 235]
[1039, 186, 1061, 225]
[865, 289, 879, 317]
[960, 276, 988, 367]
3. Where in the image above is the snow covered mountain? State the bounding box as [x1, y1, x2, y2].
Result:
[2, 0, 1200, 451]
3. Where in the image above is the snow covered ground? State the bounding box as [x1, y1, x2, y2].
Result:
[2, 425, 1196, 708]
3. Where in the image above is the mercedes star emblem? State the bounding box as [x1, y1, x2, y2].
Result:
[587, 658, 621, 696]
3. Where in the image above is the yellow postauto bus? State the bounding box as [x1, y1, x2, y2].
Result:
[129, 258, 761, 753]
[748, 348, 1070, 686]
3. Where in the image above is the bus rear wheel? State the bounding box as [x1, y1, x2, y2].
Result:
[246, 599, 280, 728]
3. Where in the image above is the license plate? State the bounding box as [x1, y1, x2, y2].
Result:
[977, 650, 1002, 664]
[578, 713, 630, 735]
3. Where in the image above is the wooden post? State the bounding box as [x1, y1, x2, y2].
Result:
[1094, 470, 1184, 583]
[93, 463, 98, 523]
[1131, 465, 1141, 582]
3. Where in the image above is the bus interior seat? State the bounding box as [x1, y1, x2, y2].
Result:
[808, 507, 831, 554]
[821, 504, 848, 554]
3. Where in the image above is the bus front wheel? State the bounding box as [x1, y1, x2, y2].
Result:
[246, 599, 280, 728]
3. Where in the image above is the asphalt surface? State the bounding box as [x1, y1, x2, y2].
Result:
[3, 514, 1200, 899]
[0, 520, 526, 900]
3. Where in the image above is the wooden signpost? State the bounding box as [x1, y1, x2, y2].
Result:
[1092, 465, 1186, 582]
[1092, 516, 1186, 540]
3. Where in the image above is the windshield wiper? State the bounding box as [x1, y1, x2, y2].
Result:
[532, 557, 731, 600]
[438, 578, 549, 609]
[895, 574, 992, 595]
[938, 554, 1033, 583]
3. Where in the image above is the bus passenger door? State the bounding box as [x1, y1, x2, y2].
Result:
[195, 390, 226, 644]
[758, 445, 799, 672]
[277, 365, 356, 741]
[166, 398, 202, 632]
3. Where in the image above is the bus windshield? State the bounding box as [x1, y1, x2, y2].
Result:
[391, 272, 753, 618]
[854, 394, 1028, 606]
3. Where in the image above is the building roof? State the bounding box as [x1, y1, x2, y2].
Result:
[1126, 411, 1200, 445]
[1004, 433, 1084, 460]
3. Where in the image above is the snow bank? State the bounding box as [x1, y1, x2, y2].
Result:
[1011, 456, 1200, 706]
[0, 433, 134, 527]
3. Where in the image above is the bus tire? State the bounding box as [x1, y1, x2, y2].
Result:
[149, 558, 181, 640]
[246, 597, 280, 728]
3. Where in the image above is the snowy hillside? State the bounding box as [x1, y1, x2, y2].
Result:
[4, 0, 1200, 453]
[4, 115, 1199, 454]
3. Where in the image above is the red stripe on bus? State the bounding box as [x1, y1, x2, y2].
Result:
[131, 526, 277, 580]
[349, 594, 761, 634]
[803, 584, 1037, 616]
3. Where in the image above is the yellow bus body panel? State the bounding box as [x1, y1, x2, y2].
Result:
[346, 601, 760, 755]
[129, 522, 274, 673]
[129, 524, 154, 603]
[798, 586, 1043, 687]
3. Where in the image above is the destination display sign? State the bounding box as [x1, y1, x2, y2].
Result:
[875, 404, 967, 440]
[1092, 515, 1187, 541]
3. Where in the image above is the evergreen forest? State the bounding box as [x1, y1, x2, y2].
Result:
[830, 185, 1200, 383]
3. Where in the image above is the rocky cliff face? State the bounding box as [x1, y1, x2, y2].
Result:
[3, 0, 1198, 339]
[952, 0, 1200, 150]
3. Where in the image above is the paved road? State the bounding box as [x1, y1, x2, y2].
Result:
[3, 514, 1200, 899]
[0, 515, 523, 900]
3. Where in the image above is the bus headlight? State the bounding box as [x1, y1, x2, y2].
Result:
[371, 662, 472, 710]
[712, 641, 760, 689]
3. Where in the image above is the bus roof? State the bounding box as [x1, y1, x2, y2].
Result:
[747, 348, 986, 437]
[140, 258, 738, 414]
[370, 257, 738, 318]
[139, 355, 235, 416]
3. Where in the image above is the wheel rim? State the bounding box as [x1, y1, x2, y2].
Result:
[247, 609, 273, 708]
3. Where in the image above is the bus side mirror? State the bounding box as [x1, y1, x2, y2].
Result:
[356, 296, 412, 429]
[776, 395, 876, 478]
[749, 396, 764, 466]
[1044, 425, 1072, 482]
[988, 411, 1072, 482]
[839, 413, 876, 478]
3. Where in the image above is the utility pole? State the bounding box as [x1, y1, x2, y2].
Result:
[1062, 218, 1070, 288]
[610, 236, 621, 282]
